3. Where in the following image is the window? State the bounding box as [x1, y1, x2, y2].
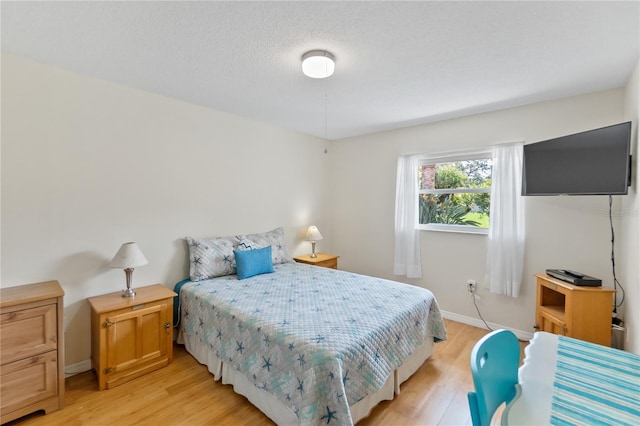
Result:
[418, 153, 492, 234]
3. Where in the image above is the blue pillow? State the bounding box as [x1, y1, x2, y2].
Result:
[233, 246, 274, 280]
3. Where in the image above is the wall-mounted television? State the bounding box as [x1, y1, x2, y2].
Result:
[522, 122, 632, 196]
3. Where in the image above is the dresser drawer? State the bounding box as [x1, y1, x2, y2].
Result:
[0, 350, 58, 416]
[0, 304, 57, 365]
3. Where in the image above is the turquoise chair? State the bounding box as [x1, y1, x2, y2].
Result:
[467, 329, 520, 426]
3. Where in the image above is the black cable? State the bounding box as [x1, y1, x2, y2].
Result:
[609, 195, 625, 312]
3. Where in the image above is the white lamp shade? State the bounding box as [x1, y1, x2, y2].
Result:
[302, 50, 335, 79]
[109, 242, 148, 269]
[305, 226, 324, 242]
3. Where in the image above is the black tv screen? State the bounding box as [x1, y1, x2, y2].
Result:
[522, 122, 632, 196]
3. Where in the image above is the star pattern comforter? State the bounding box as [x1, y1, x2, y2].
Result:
[179, 262, 446, 425]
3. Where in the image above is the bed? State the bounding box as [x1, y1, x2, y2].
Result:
[175, 228, 447, 425]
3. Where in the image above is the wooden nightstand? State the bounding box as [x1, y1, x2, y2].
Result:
[88, 284, 176, 390]
[293, 253, 339, 269]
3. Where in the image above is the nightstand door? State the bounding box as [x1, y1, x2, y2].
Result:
[101, 299, 172, 388]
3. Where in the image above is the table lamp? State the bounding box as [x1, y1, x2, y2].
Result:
[305, 226, 323, 258]
[109, 242, 148, 297]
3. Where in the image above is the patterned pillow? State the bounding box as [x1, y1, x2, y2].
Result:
[244, 226, 292, 265]
[236, 237, 259, 251]
[185, 236, 239, 281]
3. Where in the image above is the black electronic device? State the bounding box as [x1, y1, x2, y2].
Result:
[522, 122, 632, 196]
[545, 269, 602, 287]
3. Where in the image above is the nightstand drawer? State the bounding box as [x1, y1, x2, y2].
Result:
[317, 258, 337, 269]
[293, 254, 339, 270]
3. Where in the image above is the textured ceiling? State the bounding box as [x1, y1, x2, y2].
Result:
[2, 1, 639, 140]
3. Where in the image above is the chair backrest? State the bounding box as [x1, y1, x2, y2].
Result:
[467, 329, 520, 426]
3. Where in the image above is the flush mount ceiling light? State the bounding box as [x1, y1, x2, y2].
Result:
[301, 50, 335, 79]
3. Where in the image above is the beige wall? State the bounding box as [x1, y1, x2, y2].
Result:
[0, 55, 333, 369]
[622, 58, 640, 353]
[2, 53, 638, 377]
[330, 89, 632, 343]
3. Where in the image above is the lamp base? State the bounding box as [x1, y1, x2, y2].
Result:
[121, 267, 136, 297]
[310, 241, 317, 258]
[122, 288, 136, 298]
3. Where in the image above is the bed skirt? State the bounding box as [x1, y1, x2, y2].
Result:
[178, 330, 434, 425]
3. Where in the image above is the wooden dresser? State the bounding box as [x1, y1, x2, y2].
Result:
[534, 273, 615, 346]
[88, 284, 176, 390]
[0, 281, 65, 424]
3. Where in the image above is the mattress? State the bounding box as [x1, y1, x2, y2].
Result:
[177, 262, 446, 425]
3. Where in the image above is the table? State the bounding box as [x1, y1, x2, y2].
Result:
[502, 331, 639, 425]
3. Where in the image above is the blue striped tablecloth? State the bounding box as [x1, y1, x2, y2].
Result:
[550, 335, 640, 425]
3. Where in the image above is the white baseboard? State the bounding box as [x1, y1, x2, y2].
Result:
[65, 359, 92, 378]
[440, 310, 534, 341]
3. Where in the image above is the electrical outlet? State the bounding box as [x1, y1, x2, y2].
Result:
[467, 279, 477, 293]
[467, 280, 477, 294]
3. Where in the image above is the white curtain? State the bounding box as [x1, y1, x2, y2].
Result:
[394, 155, 422, 278]
[485, 143, 525, 297]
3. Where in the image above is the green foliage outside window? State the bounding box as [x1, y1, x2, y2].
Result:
[419, 195, 481, 226]
[419, 159, 492, 228]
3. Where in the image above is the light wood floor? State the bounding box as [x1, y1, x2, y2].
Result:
[7, 320, 521, 426]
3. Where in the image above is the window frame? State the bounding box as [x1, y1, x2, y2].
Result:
[417, 150, 493, 235]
